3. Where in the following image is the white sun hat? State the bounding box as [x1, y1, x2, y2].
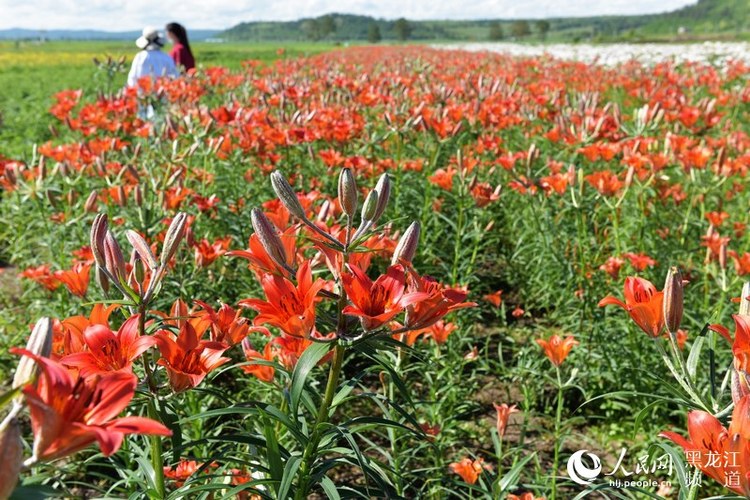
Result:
[135, 26, 166, 49]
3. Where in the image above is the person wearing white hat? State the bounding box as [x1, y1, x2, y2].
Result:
[126, 26, 178, 88]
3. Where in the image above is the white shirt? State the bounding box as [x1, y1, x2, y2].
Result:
[127, 47, 178, 87]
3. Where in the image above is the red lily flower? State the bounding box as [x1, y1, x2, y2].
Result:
[341, 264, 416, 331]
[240, 339, 276, 383]
[154, 322, 230, 392]
[661, 394, 750, 497]
[483, 290, 503, 307]
[194, 300, 262, 346]
[54, 262, 91, 298]
[60, 315, 157, 377]
[403, 268, 475, 330]
[227, 227, 297, 276]
[426, 320, 458, 344]
[49, 304, 118, 359]
[19, 264, 61, 291]
[621, 252, 657, 271]
[598, 276, 665, 337]
[493, 402, 519, 437]
[239, 261, 325, 338]
[536, 334, 578, 366]
[11, 348, 170, 462]
[449, 457, 488, 484]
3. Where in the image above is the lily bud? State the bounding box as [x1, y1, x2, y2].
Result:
[96, 266, 110, 294]
[271, 171, 308, 221]
[0, 418, 23, 499]
[371, 173, 391, 223]
[338, 168, 357, 217]
[90, 213, 109, 267]
[161, 212, 188, 267]
[117, 185, 127, 207]
[392, 221, 421, 265]
[663, 267, 684, 333]
[251, 208, 290, 271]
[361, 190, 378, 221]
[126, 230, 158, 269]
[134, 185, 144, 207]
[134, 256, 146, 285]
[104, 231, 127, 283]
[740, 282, 750, 316]
[84, 190, 98, 213]
[12, 317, 53, 390]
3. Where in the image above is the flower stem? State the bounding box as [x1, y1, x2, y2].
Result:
[295, 344, 345, 499]
[551, 366, 564, 500]
[148, 399, 165, 498]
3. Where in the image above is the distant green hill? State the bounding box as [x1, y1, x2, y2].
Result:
[221, 1, 750, 43]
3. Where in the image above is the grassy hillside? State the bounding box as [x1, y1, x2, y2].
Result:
[221, 1, 750, 43]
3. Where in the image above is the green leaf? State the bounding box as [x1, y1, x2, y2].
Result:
[263, 416, 284, 495]
[0, 387, 20, 410]
[290, 341, 331, 417]
[278, 456, 302, 499]
[497, 452, 534, 492]
[686, 335, 704, 383]
[319, 476, 341, 500]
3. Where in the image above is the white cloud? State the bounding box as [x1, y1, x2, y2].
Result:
[0, 0, 697, 30]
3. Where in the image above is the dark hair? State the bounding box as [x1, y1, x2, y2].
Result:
[166, 22, 192, 52]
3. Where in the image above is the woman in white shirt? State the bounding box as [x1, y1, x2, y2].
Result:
[127, 26, 178, 88]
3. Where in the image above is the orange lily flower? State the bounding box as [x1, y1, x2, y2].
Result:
[193, 236, 231, 268]
[239, 261, 325, 338]
[11, 348, 170, 462]
[598, 276, 665, 337]
[154, 322, 230, 392]
[342, 264, 416, 331]
[426, 320, 458, 344]
[404, 268, 475, 330]
[60, 315, 157, 377]
[493, 402, 519, 437]
[164, 460, 204, 487]
[194, 300, 259, 346]
[227, 228, 297, 276]
[622, 252, 657, 271]
[272, 334, 330, 369]
[449, 457, 488, 484]
[536, 334, 578, 366]
[52, 304, 118, 358]
[661, 394, 750, 497]
[54, 262, 91, 298]
[19, 264, 61, 291]
[240, 339, 276, 383]
[483, 290, 503, 307]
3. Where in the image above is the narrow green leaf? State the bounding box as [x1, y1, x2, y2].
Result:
[686, 336, 704, 383]
[277, 456, 302, 499]
[290, 341, 331, 416]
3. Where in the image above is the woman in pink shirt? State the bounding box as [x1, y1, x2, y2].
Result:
[166, 22, 195, 72]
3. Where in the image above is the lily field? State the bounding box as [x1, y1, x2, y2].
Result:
[1, 41, 750, 499]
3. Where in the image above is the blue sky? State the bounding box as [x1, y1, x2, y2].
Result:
[1, 0, 697, 30]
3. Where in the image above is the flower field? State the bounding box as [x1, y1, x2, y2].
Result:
[2, 44, 750, 498]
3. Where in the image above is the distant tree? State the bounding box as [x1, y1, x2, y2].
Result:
[319, 15, 336, 38]
[510, 21, 531, 38]
[394, 18, 412, 41]
[368, 23, 382, 43]
[536, 20, 551, 39]
[488, 21, 504, 41]
[302, 19, 320, 41]
[511, 20, 531, 38]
